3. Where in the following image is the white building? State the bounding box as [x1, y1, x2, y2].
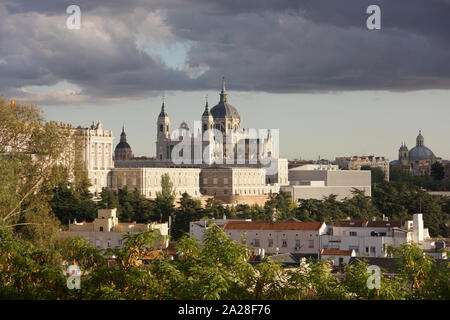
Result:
[320, 214, 430, 258]
[59, 208, 169, 250]
[221, 220, 327, 255]
[281, 165, 371, 202]
[75, 121, 114, 197]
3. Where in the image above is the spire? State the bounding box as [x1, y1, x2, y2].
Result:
[120, 124, 127, 142]
[219, 77, 228, 103]
[159, 96, 168, 118]
[202, 94, 211, 117]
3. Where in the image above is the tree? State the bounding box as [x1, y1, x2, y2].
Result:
[172, 193, 203, 239]
[50, 182, 97, 225]
[0, 98, 74, 243]
[154, 174, 175, 223]
[431, 162, 445, 180]
[361, 165, 385, 185]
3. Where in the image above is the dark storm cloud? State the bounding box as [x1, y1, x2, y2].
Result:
[1, 0, 450, 104]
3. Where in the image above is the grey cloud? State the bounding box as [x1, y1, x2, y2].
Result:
[1, 0, 450, 104]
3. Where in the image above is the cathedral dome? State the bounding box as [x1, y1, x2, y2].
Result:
[210, 102, 240, 119]
[210, 77, 240, 119]
[408, 146, 435, 161]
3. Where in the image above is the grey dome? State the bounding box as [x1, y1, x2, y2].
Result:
[210, 101, 240, 119]
[115, 141, 131, 149]
[408, 146, 435, 161]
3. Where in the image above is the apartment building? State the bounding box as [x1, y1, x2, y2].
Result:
[222, 220, 327, 255]
[320, 214, 430, 258]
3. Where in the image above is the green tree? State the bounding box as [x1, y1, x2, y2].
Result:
[361, 165, 385, 185]
[154, 174, 175, 223]
[431, 162, 445, 180]
[172, 193, 204, 239]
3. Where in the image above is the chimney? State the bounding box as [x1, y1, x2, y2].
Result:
[413, 213, 424, 243]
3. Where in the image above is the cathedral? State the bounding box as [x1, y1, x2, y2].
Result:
[155, 78, 274, 166]
[390, 131, 442, 176]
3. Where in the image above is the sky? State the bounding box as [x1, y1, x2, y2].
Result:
[1, 0, 449, 161]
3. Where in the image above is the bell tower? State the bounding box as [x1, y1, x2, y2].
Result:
[201, 95, 214, 133]
[156, 97, 171, 160]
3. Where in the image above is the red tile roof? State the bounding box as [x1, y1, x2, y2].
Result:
[223, 221, 324, 231]
[321, 249, 353, 256]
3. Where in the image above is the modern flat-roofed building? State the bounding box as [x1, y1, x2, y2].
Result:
[281, 165, 371, 202]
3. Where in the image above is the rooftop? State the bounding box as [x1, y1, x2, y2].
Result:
[223, 221, 324, 231]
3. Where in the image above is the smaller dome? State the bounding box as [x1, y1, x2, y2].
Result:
[115, 141, 131, 150]
[179, 121, 189, 130]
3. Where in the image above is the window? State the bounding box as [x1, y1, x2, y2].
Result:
[213, 178, 218, 185]
[370, 247, 376, 253]
[159, 125, 163, 132]
[118, 239, 122, 246]
[349, 231, 357, 237]
[253, 239, 260, 247]
[107, 240, 111, 248]
[268, 239, 273, 247]
[223, 178, 228, 184]
[95, 240, 101, 248]
[308, 240, 314, 248]
[282, 240, 287, 247]
[295, 240, 301, 248]
[99, 227, 103, 232]
[349, 246, 359, 254]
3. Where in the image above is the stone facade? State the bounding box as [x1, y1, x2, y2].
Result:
[108, 167, 201, 198]
[76, 121, 114, 197]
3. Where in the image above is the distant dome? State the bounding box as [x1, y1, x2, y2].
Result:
[408, 146, 436, 161]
